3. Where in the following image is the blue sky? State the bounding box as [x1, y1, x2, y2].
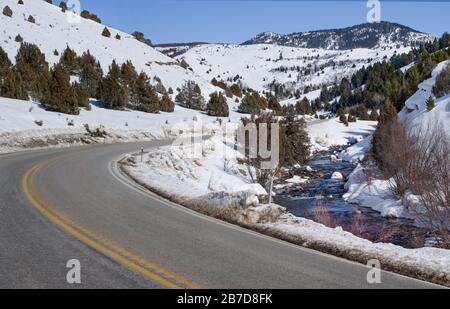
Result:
[71, 1, 450, 44]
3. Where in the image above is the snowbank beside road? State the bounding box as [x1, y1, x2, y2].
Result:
[0, 97, 241, 154]
[122, 135, 267, 201]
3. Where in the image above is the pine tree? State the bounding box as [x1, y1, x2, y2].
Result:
[15, 42, 51, 101]
[100, 60, 128, 109]
[15, 34, 23, 43]
[72, 82, 89, 108]
[3, 6, 13, 17]
[132, 72, 160, 113]
[267, 95, 282, 114]
[230, 84, 242, 98]
[372, 99, 398, 165]
[42, 64, 79, 115]
[175, 81, 206, 111]
[79, 51, 103, 99]
[238, 92, 268, 115]
[102, 27, 111, 38]
[120, 60, 138, 103]
[59, 46, 79, 74]
[59, 1, 67, 12]
[378, 99, 398, 125]
[295, 98, 312, 115]
[426, 96, 435, 111]
[160, 93, 175, 113]
[282, 111, 311, 165]
[0, 47, 12, 70]
[0, 67, 27, 100]
[207, 92, 229, 117]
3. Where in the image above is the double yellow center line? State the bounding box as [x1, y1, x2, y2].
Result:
[21, 156, 201, 289]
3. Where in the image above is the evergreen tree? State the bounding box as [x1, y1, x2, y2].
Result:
[207, 92, 229, 117]
[160, 93, 175, 113]
[320, 85, 331, 104]
[42, 64, 79, 115]
[102, 27, 111, 38]
[59, 1, 67, 12]
[295, 98, 312, 115]
[378, 99, 398, 125]
[372, 99, 398, 165]
[282, 111, 311, 165]
[0, 47, 12, 70]
[59, 46, 79, 74]
[0, 67, 27, 100]
[132, 72, 160, 113]
[100, 60, 128, 109]
[15, 34, 23, 43]
[3, 6, 13, 17]
[175, 81, 206, 111]
[15, 42, 50, 100]
[119, 60, 138, 104]
[238, 92, 268, 115]
[230, 84, 242, 98]
[426, 96, 435, 111]
[79, 51, 103, 99]
[0, 47, 26, 100]
[267, 95, 282, 114]
[72, 82, 89, 108]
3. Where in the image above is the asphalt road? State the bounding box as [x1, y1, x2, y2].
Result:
[0, 142, 441, 288]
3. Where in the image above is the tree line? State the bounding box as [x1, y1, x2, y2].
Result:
[322, 33, 450, 114]
[0, 42, 175, 115]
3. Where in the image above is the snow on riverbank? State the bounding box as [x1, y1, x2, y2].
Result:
[343, 165, 412, 219]
[308, 118, 377, 152]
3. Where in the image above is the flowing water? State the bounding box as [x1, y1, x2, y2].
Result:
[275, 150, 430, 248]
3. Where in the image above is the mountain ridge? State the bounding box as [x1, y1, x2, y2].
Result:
[242, 21, 434, 50]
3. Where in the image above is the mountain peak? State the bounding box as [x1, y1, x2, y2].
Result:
[243, 21, 434, 50]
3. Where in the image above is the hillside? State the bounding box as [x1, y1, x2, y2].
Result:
[243, 22, 434, 50]
[176, 43, 412, 99]
[399, 60, 450, 135]
[0, 0, 219, 96]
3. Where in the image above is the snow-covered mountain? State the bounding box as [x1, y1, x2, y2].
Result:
[0, 0, 219, 96]
[243, 22, 434, 50]
[176, 43, 413, 99]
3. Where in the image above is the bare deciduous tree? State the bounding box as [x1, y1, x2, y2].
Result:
[377, 120, 450, 247]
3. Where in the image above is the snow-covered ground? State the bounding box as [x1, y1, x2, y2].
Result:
[0, 0, 223, 98]
[123, 135, 266, 201]
[0, 96, 244, 154]
[399, 60, 450, 136]
[308, 118, 377, 152]
[178, 43, 412, 95]
[121, 134, 450, 285]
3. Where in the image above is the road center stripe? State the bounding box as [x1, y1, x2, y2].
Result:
[22, 157, 201, 289]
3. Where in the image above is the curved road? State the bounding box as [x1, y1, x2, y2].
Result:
[0, 142, 440, 288]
